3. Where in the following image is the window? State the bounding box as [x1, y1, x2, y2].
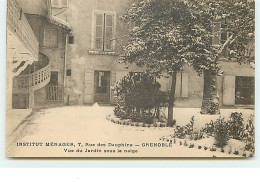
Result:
[95, 71, 109, 93]
[51, 0, 68, 8]
[93, 12, 115, 52]
[68, 36, 74, 44]
[43, 28, 58, 48]
[235, 76, 254, 105]
[220, 19, 232, 44]
[212, 19, 232, 45]
[66, 69, 71, 76]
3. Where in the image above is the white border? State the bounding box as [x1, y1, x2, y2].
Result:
[0, 0, 259, 168]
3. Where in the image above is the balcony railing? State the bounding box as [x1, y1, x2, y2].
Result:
[7, 0, 39, 61]
[13, 53, 51, 93]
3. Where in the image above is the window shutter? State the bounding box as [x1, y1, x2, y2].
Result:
[212, 22, 221, 45]
[110, 72, 117, 104]
[51, 29, 58, 47]
[84, 70, 94, 104]
[104, 14, 114, 51]
[175, 73, 181, 97]
[95, 14, 104, 50]
[181, 73, 188, 98]
[223, 76, 235, 105]
[43, 29, 50, 47]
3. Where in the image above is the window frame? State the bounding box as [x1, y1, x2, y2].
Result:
[95, 71, 110, 94]
[220, 22, 232, 45]
[66, 69, 72, 77]
[91, 10, 116, 52]
[235, 76, 255, 105]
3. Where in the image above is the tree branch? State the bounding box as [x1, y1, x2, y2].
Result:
[217, 34, 234, 55]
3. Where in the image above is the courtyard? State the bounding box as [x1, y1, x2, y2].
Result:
[6, 105, 254, 158]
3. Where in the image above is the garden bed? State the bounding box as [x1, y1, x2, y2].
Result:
[160, 111, 255, 157]
[106, 115, 167, 128]
[159, 136, 253, 157]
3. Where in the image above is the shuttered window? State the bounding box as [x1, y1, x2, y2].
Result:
[95, 14, 104, 50]
[181, 73, 189, 98]
[43, 28, 58, 48]
[213, 19, 232, 45]
[51, 0, 68, 8]
[94, 12, 115, 51]
[105, 14, 113, 51]
[220, 19, 232, 44]
[174, 73, 189, 98]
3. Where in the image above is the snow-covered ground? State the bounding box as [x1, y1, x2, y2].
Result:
[7, 105, 253, 157]
[165, 107, 254, 130]
[6, 109, 33, 137]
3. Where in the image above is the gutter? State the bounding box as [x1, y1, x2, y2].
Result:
[63, 34, 68, 106]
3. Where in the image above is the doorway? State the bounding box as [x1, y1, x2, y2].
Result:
[94, 71, 110, 103]
[46, 71, 63, 102]
[49, 71, 58, 85]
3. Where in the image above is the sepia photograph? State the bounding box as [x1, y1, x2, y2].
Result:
[6, 0, 255, 158]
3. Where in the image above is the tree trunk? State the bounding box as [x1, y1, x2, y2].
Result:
[167, 72, 177, 126]
[201, 69, 220, 115]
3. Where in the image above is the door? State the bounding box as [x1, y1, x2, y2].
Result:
[49, 71, 58, 85]
[94, 71, 110, 103]
[84, 70, 94, 104]
[46, 71, 63, 102]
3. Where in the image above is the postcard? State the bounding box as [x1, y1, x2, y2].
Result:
[6, 0, 255, 158]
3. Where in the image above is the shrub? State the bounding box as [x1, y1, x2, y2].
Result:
[201, 112, 246, 140]
[214, 118, 229, 148]
[201, 120, 215, 136]
[173, 116, 194, 139]
[228, 112, 244, 140]
[113, 72, 167, 123]
[190, 131, 204, 141]
[114, 104, 128, 119]
[244, 115, 255, 153]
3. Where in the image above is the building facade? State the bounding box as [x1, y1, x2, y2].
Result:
[63, 0, 254, 108]
[7, 0, 254, 110]
[7, 0, 71, 110]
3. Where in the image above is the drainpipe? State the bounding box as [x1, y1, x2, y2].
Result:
[63, 33, 68, 106]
